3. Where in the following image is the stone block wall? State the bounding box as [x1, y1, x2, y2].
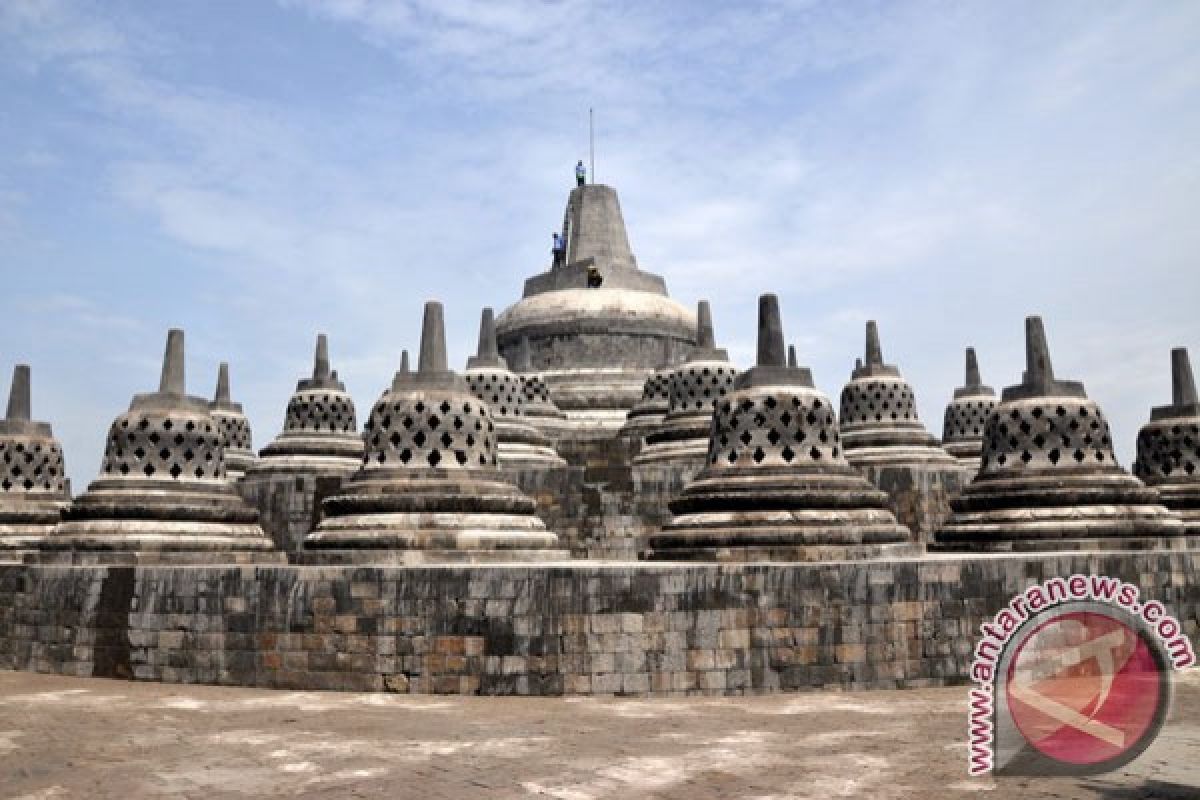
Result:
[238, 471, 346, 553]
[858, 464, 971, 545]
[1, 552, 1196, 696]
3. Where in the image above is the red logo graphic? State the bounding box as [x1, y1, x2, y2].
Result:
[1006, 611, 1165, 767]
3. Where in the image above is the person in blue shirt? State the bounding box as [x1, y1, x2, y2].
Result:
[551, 232, 565, 268]
[575, 160, 586, 187]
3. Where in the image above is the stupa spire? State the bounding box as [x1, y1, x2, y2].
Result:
[965, 348, 981, 388]
[467, 307, 507, 370]
[1172, 347, 1197, 407]
[214, 362, 231, 405]
[313, 334, 331, 382]
[159, 329, 186, 395]
[6, 365, 30, 422]
[865, 320, 884, 368]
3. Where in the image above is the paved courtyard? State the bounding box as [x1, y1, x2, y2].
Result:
[0, 670, 1197, 799]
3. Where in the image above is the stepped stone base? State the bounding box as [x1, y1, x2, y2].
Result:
[28, 550, 286, 566]
[293, 549, 571, 565]
[1, 551, 1196, 695]
[856, 463, 971, 546]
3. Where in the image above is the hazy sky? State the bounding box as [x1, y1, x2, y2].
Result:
[2, 0, 1198, 489]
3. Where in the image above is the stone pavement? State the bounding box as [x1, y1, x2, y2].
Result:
[0, 671, 1197, 799]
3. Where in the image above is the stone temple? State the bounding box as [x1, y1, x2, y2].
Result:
[935, 317, 1187, 552]
[1134, 348, 1200, 534]
[1, 175, 1198, 703]
[495, 183, 697, 433]
[0, 366, 69, 554]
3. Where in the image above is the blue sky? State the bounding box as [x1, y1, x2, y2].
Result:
[2, 0, 1198, 489]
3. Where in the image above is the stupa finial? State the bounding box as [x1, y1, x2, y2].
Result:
[477, 308, 499, 360]
[419, 302, 448, 373]
[1172, 347, 1197, 407]
[696, 301, 715, 350]
[865, 321, 883, 367]
[400, 350, 410, 375]
[757, 294, 786, 368]
[965, 347, 981, 388]
[1023, 316, 1053, 384]
[159, 329, 186, 395]
[6, 364, 30, 422]
[214, 362, 231, 405]
[787, 345, 798, 369]
[313, 334, 331, 382]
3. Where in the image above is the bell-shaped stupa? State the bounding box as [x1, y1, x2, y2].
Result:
[495, 181, 696, 432]
[941, 348, 997, 469]
[838, 321, 957, 467]
[40, 330, 277, 563]
[302, 302, 568, 563]
[511, 335, 569, 436]
[1133, 348, 1200, 534]
[255, 333, 363, 474]
[619, 368, 672, 442]
[634, 301, 738, 466]
[646, 295, 913, 561]
[935, 317, 1186, 551]
[463, 309, 566, 468]
[209, 362, 256, 479]
[0, 366, 69, 551]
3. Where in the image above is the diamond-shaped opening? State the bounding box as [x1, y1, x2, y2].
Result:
[440, 432, 453, 448]
[810, 446, 822, 460]
[399, 448, 413, 464]
[455, 450, 468, 465]
[169, 464, 183, 478]
[1073, 449, 1086, 462]
[767, 429, 781, 445]
[781, 446, 795, 463]
[739, 430, 753, 445]
[1048, 449, 1061, 464]
[427, 450, 442, 467]
[752, 447, 766, 463]
[143, 464, 156, 476]
[413, 431, 427, 447]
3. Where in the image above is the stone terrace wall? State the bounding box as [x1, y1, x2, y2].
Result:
[1, 553, 1196, 695]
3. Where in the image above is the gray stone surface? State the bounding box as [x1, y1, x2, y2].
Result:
[252, 333, 363, 475]
[635, 300, 738, 468]
[1134, 347, 1200, 534]
[303, 302, 568, 562]
[839, 321, 958, 468]
[940, 347, 997, 470]
[464, 309, 565, 467]
[3, 550, 1194, 695]
[0, 365, 69, 551]
[34, 330, 278, 563]
[936, 317, 1189, 552]
[495, 184, 696, 428]
[209, 362, 256, 479]
[648, 294, 914, 561]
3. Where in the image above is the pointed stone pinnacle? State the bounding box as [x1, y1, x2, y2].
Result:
[313, 334, 331, 382]
[400, 350, 410, 375]
[159, 329, 186, 395]
[214, 362, 231, 404]
[696, 301, 715, 350]
[788, 345, 798, 368]
[1023, 316, 1054, 384]
[757, 294, 786, 368]
[865, 321, 883, 367]
[6, 364, 31, 422]
[331, 369, 339, 382]
[855, 358, 863, 371]
[476, 308, 499, 360]
[419, 302, 448, 373]
[965, 348, 981, 388]
[1172, 347, 1197, 407]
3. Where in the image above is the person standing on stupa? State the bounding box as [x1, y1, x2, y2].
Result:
[575, 159, 586, 186]
[552, 231, 565, 268]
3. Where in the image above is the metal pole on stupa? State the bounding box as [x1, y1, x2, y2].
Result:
[463, 309, 565, 467]
[1133, 347, 1200, 534]
[0, 365, 70, 554]
[646, 294, 913, 561]
[209, 362, 257, 480]
[838, 321, 958, 468]
[940, 347, 997, 470]
[935, 316, 1186, 551]
[37, 330, 279, 564]
[634, 300, 738, 467]
[302, 301, 567, 564]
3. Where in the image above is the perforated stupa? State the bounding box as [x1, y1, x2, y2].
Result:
[463, 309, 565, 468]
[646, 295, 913, 561]
[495, 183, 696, 431]
[209, 362, 256, 479]
[935, 317, 1186, 551]
[255, 333, 363, 474]
[941, 348, 997, 469]
[634, 301, 738, 466]
[302, 302, 567, 563]
[0, 366, 69, 551]
[510, 335, 569, 436]
[1133, 347, 1200, 535]
[838, 321, 957, 467]
[619, 367, 672, 442]
[39, 330, 277, 562]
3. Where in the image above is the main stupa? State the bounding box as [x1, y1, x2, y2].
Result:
[495, 183, 697, 432]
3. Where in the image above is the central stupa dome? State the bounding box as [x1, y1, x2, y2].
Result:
[495, 183, 696, 431]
